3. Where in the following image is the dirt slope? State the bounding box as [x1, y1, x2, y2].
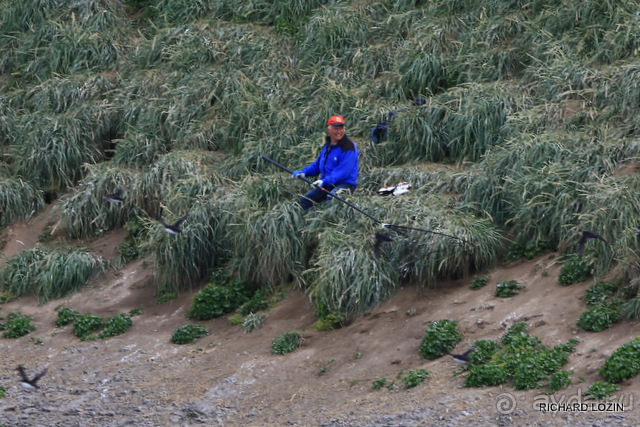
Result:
[0, 207, 639, 426]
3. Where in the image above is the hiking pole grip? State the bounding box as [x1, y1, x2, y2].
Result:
[261, 155, 316, 186]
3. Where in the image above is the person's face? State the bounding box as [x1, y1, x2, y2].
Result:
[328, 124, 345, 143]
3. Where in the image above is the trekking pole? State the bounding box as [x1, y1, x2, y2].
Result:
[261, 155, 475, 247]
[261, 155, 384, 224]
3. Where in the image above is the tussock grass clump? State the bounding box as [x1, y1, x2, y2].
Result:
[1, 247, 104, 303]
[130, 150, 223, 217]
[54, 164, 137, 239]
[0, 176, 44, 227]
[145, 199, 222, 293]
[154, 0, 212, 24]
[304, 227, 398, 315]
[228, 199, 307, 288]
[8, 111, 105, 192]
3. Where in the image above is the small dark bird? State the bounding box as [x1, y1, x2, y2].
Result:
[372, 232, 394, 258]
[102, 188, 131, 203]
[16, 365, 47, 390]
[157, 213, 189, 234]
[577, 230, 608, 256]
[446, 347, 476, 364]
[634, 226, 640, 249]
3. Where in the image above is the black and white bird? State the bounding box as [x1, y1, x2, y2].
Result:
[102, 188, 131, 203]
[16, 365, 47, 391]
[577, 230, 608, 256]
[446, 347, 476, 364]
[372, 232, 394, 258]
[157, 213, 189, 234]
[634, 226, 640, 249]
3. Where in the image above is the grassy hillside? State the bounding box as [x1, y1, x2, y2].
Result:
[1, 0, 640, 315]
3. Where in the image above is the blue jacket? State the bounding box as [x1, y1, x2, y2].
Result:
[298, 136, 358, 187]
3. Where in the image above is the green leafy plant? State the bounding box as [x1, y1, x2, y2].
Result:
[0, 385, 5, 398]
[600, 336, 640, 383]
[577, 303, 621, 332]
[0, 291, 17, 304]
[494, 280, 523, 297]
[549, 370, 572, 392]
[464, 364, 510, 387]
[419, 319, 462, 360]
[238, 291, 269, 316]
[0, 312, 36, 338]
[171, 324, 208, 345]
[73, 314, 104, 340]
[586, 381, 621, 400]
[155, 291, 177, 304]
[558, 255, 591, 286]
[371, 378, 387, 389]
[228, 313, 245, 325]
[55, 306, 80, 327]
[464, 323, 577, 389]
[187, 280, 250, 321]
[271, 331, 302, 355]
[503, 236, 554, 264]
[466, 340, 502, 367]
[311, 312, 345, 331]
[403, 369, 429, 388]
[469, 275, 489, 290]
[585, 281, 620, 306]
[99, 314, 133, 338]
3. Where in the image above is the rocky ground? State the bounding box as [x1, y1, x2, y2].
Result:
[0, 208, 639, 426]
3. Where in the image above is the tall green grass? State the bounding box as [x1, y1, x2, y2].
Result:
[1, 247, 104, 303]
[53, 164, 137, 239]
[145, 199, 222, 292]
[0, 176, 44, 227]
[8, 109, 106, 193]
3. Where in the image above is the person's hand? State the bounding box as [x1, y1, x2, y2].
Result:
[292, 172, 305, 180]
[312, 180, 323, 188]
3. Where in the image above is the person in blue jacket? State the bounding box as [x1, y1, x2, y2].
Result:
[292, 115, 359, 210]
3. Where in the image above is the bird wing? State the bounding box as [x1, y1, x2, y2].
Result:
[16, 365, 29, 382]
[33, 368, 47, 383]
[462, 346, 476, 357]
[173, 213, 189, 227]
[583, 230, 607, 243]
